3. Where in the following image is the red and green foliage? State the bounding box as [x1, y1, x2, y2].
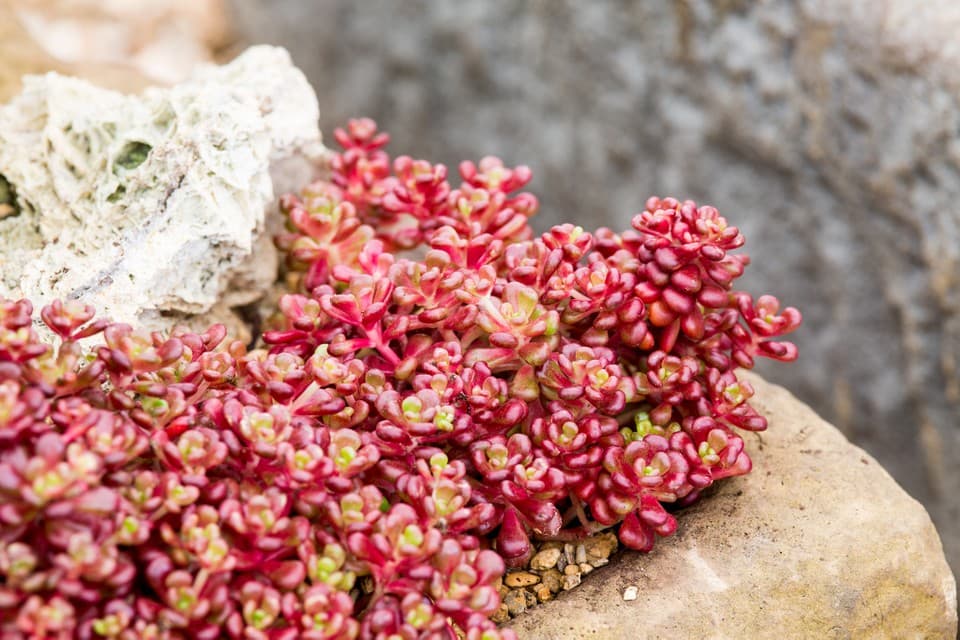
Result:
[0, 119, 799, 638]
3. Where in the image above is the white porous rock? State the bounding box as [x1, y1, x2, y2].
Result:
[0, 45, 326, 337]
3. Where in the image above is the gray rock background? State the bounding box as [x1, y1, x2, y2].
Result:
[227, 0, 960, 576]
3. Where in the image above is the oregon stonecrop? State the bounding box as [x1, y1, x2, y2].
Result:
[0, 118, 799, 639]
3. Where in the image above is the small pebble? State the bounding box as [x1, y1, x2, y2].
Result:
[579, 562, 594, 575]
[584, 532, 618, 561]
[563, 543, 575, 565]
[575, 544, 587, 565]
[529, 547, 562, 571]
[623, 585, 639, 601]
[541, 569, 563, 593]
[563, 564, 580, 576]
[591, 556, 609, 568]
[562, 573, 582, 590]
[556, 553, 568, 572]
[503, 590, 527, 616]
[535, 583, 554, 603]
[505, 571, 540, 588]
[491, 604, 510, 623]
[522, 589, 537, 608]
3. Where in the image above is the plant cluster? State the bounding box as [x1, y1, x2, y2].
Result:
[0, 118, 799, 639]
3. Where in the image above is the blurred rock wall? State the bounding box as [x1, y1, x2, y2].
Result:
[228, 0, 960, 573]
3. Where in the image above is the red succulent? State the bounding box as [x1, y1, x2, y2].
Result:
[0, 118, 798, 639]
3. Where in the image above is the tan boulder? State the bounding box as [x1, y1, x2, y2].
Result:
[7, 0, 231, 85]
[0, 3, 148, 101]
[510, 373, 957, 639]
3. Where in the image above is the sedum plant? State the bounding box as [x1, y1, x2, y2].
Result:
[0, 119, 799, 639]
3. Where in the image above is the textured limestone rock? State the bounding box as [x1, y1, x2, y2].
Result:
[230, 0, 960, 576]
[0, 45, 325, 337]
[510, 373, 958, 639]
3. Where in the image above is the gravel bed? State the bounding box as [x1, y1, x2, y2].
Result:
[490, 532, 619, 623]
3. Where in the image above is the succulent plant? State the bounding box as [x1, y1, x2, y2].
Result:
[0, 118, 798, 638]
